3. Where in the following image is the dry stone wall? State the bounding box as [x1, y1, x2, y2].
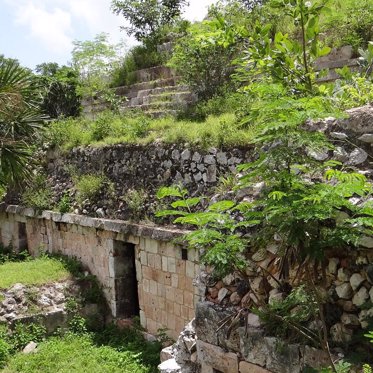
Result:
[47, 144, 252, 220]
[0, 205, 201, 340]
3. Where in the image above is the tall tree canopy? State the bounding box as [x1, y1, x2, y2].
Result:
[111, 0, 189, 42]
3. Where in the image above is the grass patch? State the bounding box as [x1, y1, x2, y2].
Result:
[48, 110, 254, 150]
[1, 333, 151, 373]
[0, 257, 70, 289]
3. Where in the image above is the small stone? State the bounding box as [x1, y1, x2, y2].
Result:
[247, 313, 262, 328]
[96, 208, 105, 218]
[359, 308, 373, 328]
[333, 147, 349, 162]
[230, 292, 242, 305]
[268, 291, 284, 305]
[240, 292, 251, 306]
[356, 256, 368, 265]
[22, 341, 38, 354]
[337, 268, 350, 282]
[350, 273, 365, 291]
[158, 358, 181, 373]
[337, 300, 356, 312]
[160, 346, 174, 362]
[217, 288, 229, 303]
[307, 149, 329, 161]
[369, 287, 373, 303]
[360, 236, 373, 249]
[207, 287, 219, 299]
[328, 258, 339, 275]
[358, 134, 373, 143]
[37, 295, 52, 307]
[331, 132, 348, 140]
[352, 286, 369, 307]
[215, 281, 224, 290]
[330, 323, 353, 343]
[347, 148, 368, 165]
[341, 313, 360, 327]
[335, 283, 353, 299]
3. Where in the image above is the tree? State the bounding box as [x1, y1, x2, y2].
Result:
[71, 33, 122, 105]
[0, 58, 45, 188]
[35, 62, 80, 119]
[111, 0, 189, 43]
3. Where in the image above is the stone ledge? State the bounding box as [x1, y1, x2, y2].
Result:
[2, 204, 187, 241]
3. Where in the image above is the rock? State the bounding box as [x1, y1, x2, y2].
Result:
[22, 341, 38, 354]
[330, 323, 353, 343]
[301, 345, 333, 371]
[217, 288, 229, 303]
[353, 286, 369, 307]
[207, 287, 219, 299]
[250, 277, 266, 295]
[96, 208, 105, 218]
[359, 308, 373, 328]
[230, 292, 242, 305]
[358, 134, 373, 143]
[239, 361, 271, 373]
[337, 268, 350, 282]
[307, 149, 329, 161]
[346, 148, 368, 165]
[241, 292, 251, 306]
[330, 132, 348, 140]
[268, 291, 284, 305]
[37, 295, 52, 307]
[161, 346, 174, 363]
[328, 258, 339, 275]
[333, 147, 349, 162]
[360, 236, 373, 249]
[158, 359, 181, 373]
[341, 313, 360, 327]
[336, 300, 356, 312]
[247, 313, 262, 328]
[350, 273, 365, 291]
[335, 283, 353, 299]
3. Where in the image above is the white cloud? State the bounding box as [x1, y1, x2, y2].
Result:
[7, 0, 73, 54]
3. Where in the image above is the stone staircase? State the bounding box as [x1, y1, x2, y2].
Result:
[115, 66, 196, 118]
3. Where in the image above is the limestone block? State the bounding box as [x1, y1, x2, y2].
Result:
[239, 361, 271, 373]
[197, 340, 239, 373]
[350, 273, 365, 291]
[352, 286, 369, 307]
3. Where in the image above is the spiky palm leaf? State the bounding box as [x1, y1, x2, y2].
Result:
[0, 59, 46, 187]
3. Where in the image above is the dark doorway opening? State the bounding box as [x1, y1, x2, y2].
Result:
[18, 222, 28, 251]
[113, 241, 140, 318]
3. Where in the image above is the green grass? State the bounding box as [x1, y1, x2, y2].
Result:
[1, 334, 150, 373]
[48, 111, 255, 150]
[0, 257, 70, 289]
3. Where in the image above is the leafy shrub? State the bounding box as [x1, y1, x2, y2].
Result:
[57, 192, 71, 214]
[10, 322, 47, 351]
[21, 174, 53, 211]
[169, 18, 240, 100]
[121, 188, 148, 220]
[111, 45, 165, 87]
[0, 338, 11, 368]
[322, 0, 373, 51]
[74, 174, 105, 203]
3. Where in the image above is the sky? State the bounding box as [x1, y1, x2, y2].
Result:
[0, 0, 217, 70]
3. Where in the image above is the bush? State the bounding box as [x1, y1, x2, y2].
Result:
[111, 45, 165, 87]
[322, 0, 373, 51]
[74, 174, 105, 203]
[21, 174, 53, 211]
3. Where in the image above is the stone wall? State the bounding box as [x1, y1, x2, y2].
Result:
[0, 205, 200, 339]
[47, 144, 252, 220]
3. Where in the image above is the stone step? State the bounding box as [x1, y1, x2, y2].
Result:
[134, 65, 176, 83]
[142, 91, 196, 105]
[115, 77, 181, 99]
[137, 85, 189, 99]
[145, 110, 178, 118]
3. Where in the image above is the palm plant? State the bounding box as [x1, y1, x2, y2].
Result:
[0, 58, 46, 188]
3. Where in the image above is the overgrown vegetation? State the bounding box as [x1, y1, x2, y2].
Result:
[0, 250, 161, 372]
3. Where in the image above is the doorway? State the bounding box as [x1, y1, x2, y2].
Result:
[112, 241, 139, 318]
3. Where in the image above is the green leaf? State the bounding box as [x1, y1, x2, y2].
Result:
[171, 198, 201, 209]
[207, 200, 235, 212]
[156, 186, 186, 199]
[155, 210, 188, 218]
